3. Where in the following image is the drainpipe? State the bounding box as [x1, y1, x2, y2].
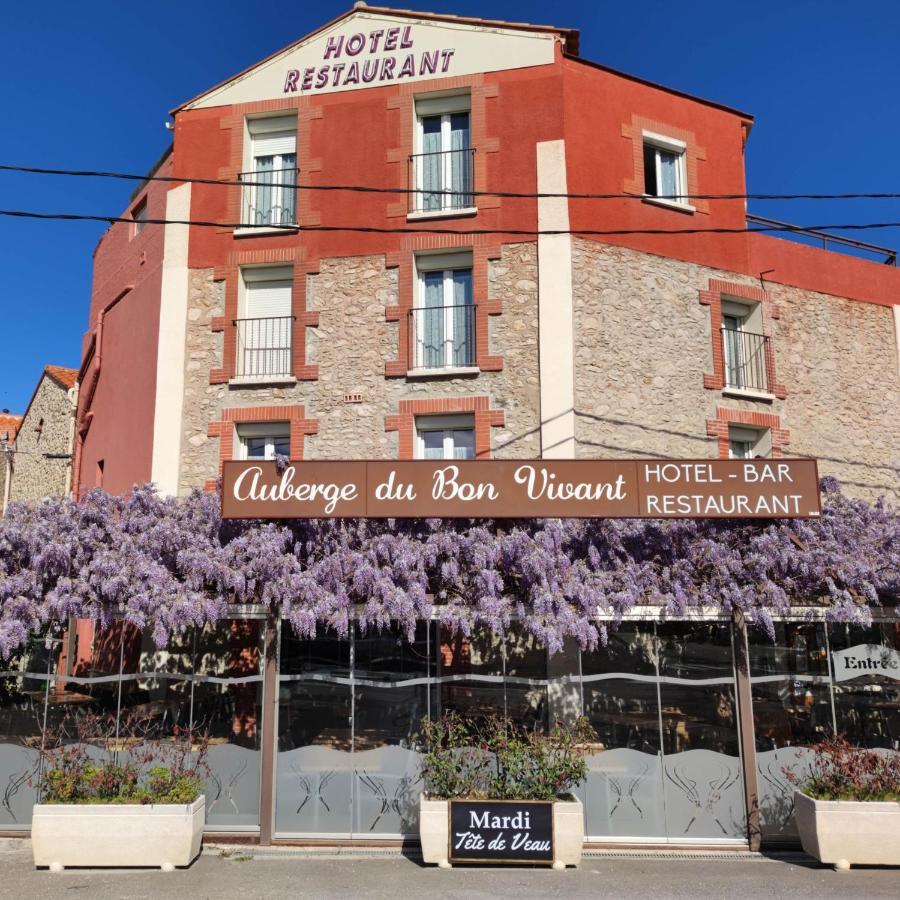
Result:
[64, 385, 78, 497]
[1, 446, 11, 514]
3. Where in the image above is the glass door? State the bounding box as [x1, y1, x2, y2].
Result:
[275, 630, 353, 836]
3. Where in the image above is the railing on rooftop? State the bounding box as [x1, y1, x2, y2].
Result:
[747, 214, 897, 266]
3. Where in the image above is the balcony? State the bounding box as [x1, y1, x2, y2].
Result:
[721, 327, 770, 394]
[408, 148, 475, 216]
[234, 316, 294, 382]
[409, 304, 476, 373]
[239, 169, 297, 230]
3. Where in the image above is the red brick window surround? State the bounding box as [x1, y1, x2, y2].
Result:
[706, 407, 790, 459]
[385, 238, 502, 377]
[699, 278, 786, 399]
[206, 405, 318, 489]
[622, 115, 708, 215]
[210, 249, 319, 385]
[385, 397, 504, 460]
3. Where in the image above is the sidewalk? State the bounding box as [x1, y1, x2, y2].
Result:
[1, 840, 897, 899]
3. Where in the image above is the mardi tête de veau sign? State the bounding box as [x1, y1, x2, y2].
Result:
[448, 800, 554, 865]
[220, 458, 821, 520]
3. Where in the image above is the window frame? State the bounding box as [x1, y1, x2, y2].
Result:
[412, 93, 473, 217]
[236, 422, 291, 461]
[728, 425, 772, 460]
[131, 197, 147, 237]
[412, 252, 475, 372]
[641, 131, 692, 211]
[415, 414, 476, 460]
[240, 115, 298, 231]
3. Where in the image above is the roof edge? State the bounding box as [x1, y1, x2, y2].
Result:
[170, 3, 578, 114]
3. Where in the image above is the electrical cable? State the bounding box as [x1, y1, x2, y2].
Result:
[2, 163, 900, 203]
[1, 208, 900, 238]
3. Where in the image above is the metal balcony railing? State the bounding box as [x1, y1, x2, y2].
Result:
[234, 316, 294, 379]
[409, 148, 475, 214]
[239, 168, 297, 228]
[409, 304, 476, 370]
[721, 327, 770, 393]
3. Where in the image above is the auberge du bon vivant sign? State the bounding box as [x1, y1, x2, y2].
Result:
[220, 458, 821, 519]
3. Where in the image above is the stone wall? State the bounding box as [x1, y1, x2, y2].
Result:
[8, 377, 75, 504]
[571, 238, 900, 502]
[177, 243, 541, 492]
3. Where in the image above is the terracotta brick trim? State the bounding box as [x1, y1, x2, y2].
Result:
[622, 114, 708, 215]
[706, 407, 790, 459]
[384, 238, 503, 377]
[385, 396, 504, 460]
[205, 404, 318, 489]
[210, 249, 319, 384]
[699, 278, 786, 399]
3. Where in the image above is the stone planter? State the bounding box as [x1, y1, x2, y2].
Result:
[794, 790, 900, 870]
[32, 795, 205, 871]
[419, 795, 583, 869]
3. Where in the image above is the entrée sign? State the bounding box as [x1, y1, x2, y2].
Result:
[220, 458, 821, 520]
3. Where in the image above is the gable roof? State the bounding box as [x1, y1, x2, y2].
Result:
[44, 366, 78, 390]
[172, 3, 578, 113]
[0, 413, 21, 443]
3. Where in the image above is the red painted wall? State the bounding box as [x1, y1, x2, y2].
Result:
[77, 155, 171, 496]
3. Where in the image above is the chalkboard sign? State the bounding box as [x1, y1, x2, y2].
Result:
[448, 800, 554, 865]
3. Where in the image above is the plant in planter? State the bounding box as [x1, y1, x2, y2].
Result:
[31, 712, 209, 871]
[785, 736, 900, 870]
[415, 713, 595, 869]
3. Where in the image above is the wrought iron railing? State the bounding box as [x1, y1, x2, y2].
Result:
[721, 327, 770, 392]
[409, 304, 476, 370]
[239, 168, 297, 228]
[409, 148, 475, 214]
[234, 316, 294, 378]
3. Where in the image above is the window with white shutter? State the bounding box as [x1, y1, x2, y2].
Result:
[243, 116, 297, 227]
[236, 267, 294, 379]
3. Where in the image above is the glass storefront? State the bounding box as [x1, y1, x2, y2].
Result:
[3, 614, 897, 845]
[749, 620, 900, 842]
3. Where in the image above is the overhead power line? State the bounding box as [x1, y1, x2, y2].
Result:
[2, 208, 900, 238]
[2, 163, 900, 203]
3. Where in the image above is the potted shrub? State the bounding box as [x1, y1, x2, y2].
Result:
[416, 713, 594, 869]
[31, 712, 208, 871]
[786, 737, 900, 870]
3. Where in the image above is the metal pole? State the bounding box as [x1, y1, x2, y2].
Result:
[732, 609, 761, 851]
[258, 613, 279, 845]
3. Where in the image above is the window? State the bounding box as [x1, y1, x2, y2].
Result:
[413, 252, 474, 371]
[236, 267, 293, 379]
[728, 426, 771, 459]
[412, 94, 472, 214]
[643, 132, 687, 204]
[721, 300, 769, 392]
[243, 116, 297, 227]
[237, 423, 290, 460]
[132, 198, 147, 236]
[415, 415, 475, 460]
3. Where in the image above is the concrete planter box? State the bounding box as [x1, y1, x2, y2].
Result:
[32, 795, 205, 871]
[419, 795, 583, 869]
[794, 790, 900, 870]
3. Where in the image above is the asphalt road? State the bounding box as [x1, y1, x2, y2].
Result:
[1, 841, 897, 899]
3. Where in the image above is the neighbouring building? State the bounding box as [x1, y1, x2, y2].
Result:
[0, 411, 22, 511]
[3, 5, 899, 849]
[3, 366, 78, 507]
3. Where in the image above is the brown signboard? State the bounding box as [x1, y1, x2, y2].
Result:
[220, 458, 821, 520]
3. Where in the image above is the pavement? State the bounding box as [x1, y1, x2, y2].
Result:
[1, 840, 898, 899]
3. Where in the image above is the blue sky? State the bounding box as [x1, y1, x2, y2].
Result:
[1, 0, 898, 412]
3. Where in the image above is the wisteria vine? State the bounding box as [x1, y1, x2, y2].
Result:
[0, 478, 896, 659]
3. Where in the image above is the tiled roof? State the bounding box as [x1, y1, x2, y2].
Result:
[44, 365, 78, 390]
[0, 413, 21, 440]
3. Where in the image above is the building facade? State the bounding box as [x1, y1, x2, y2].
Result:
[3, 366, 77, 507]
[3, 5, 899, 849]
